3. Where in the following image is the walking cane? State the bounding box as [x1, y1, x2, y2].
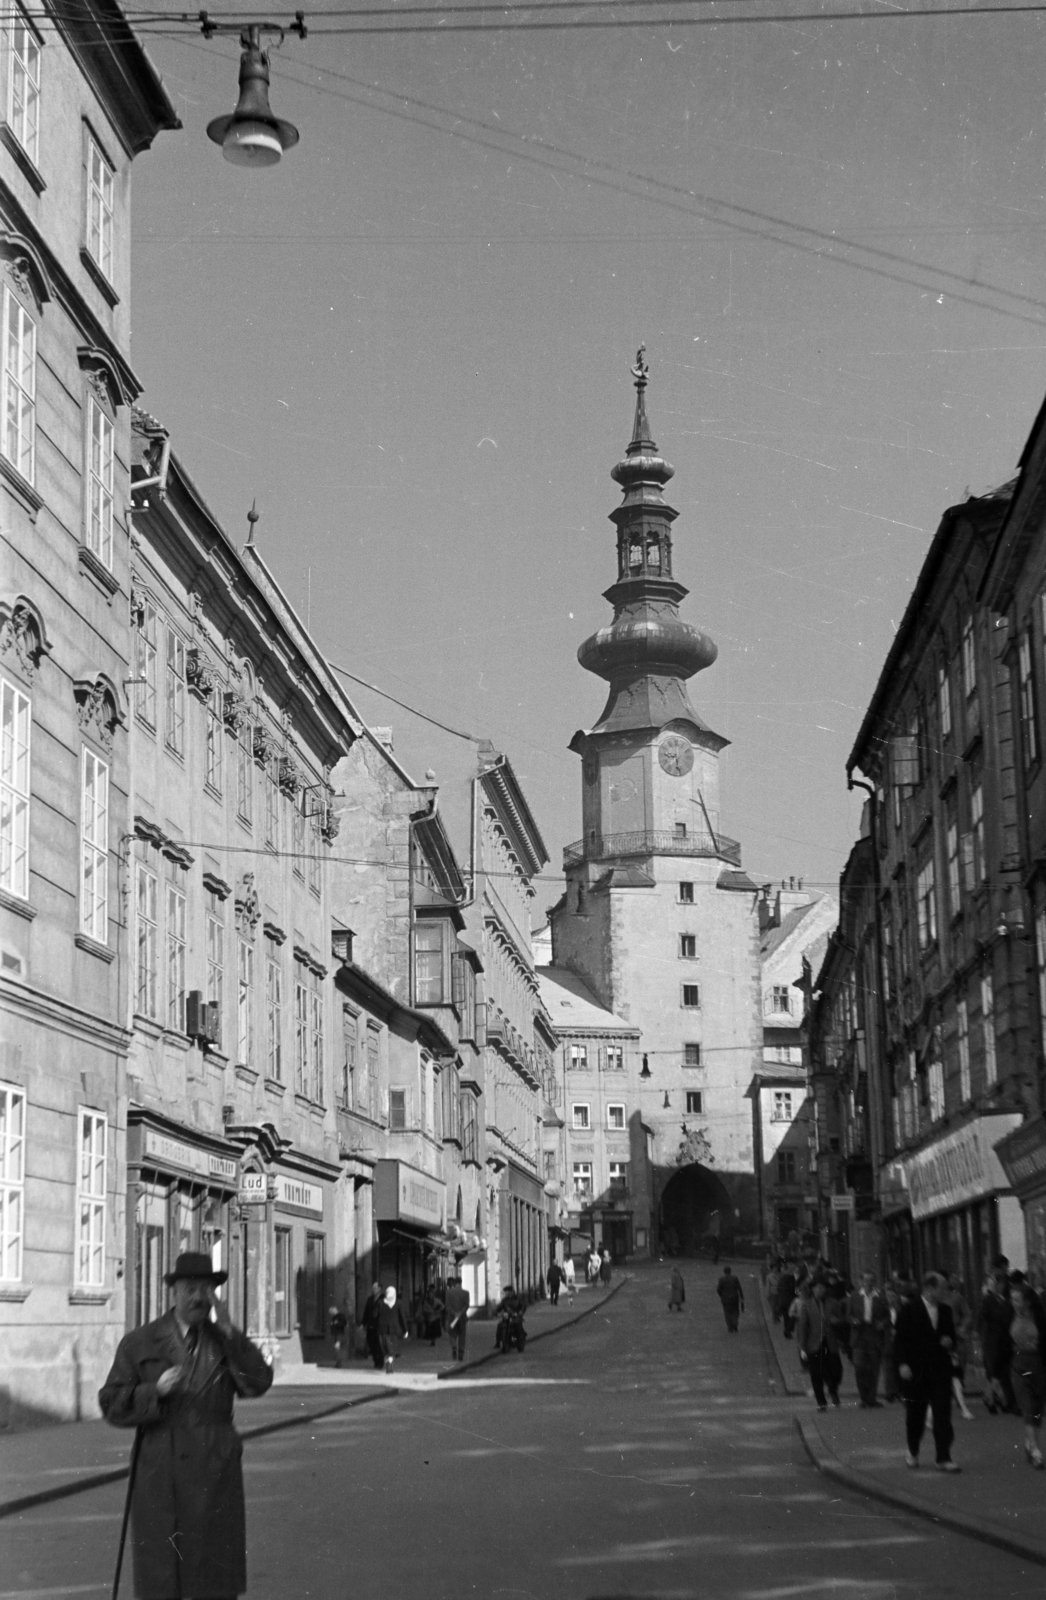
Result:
[112, 1428, 142, 1600]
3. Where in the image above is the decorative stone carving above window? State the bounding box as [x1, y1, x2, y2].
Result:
[0, 232, 51, 310]
[202, 870, 232, 900]
[186, 646, 220, 701]
[263, 919, 286, 945]
[235, 871, 260, 937]
[278, 756, 302, 797]
[0, 593, 51, 682]
[134, 814, 165, 848]
[222, 689, 249, 734]
[74, 673, 125, 753]
[252, 724, 280, 765]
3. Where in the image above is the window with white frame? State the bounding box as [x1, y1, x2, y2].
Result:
[607, 1103, 625, 1130]
[608, 1161, 627, 1192]
[928, 1058, 945, 1122]
[0, 1080, 25, 1281]
[263, 757, 279, 849]
[681, 983, 700, 1009]
[76, 1109, 106, 1287]
[684, 1042, 701, 1067]
[957, 997, 971, 1103]
[568, 1043, 588, 1071]
[86, 399, 114, 569]
[1, 675, 30, 898]
[237, 723, 253, 825]
[679, 933, 697, 959]
[916, 859, 937, 950]
[340, 1007, 357, 1109]
[309, 967, 324, 1104]
[679, 880, 694, 903]
[165, 873, 185, 1031]
[237, 938, 255, 1067]
[414, 921, 446, 1005]
[294, 959, 309, 1096]
[2, 285, 35, 482]
[770, 985, 791, 1014]
[771, 1090, 793, 1122]
[571, 1102, 590, 1131]
[164, 629, 185, 756]
[1020, 627, 1039, 769]
[205, 685, 223, 794]
[205, 889, 224, 1045]
[572, 1161, 592, 1198]
[80, 749, 108, 941]
[938, 662, 952, 740]
[605, 1044, 623, 1072]
[686, 1090, 703, 1113]
[981, 974, 997, 1086]
[947, 816, 960, 918]
[134, 600, 157, 728]
[266, 942, 282, 1081]
[135, 859, 157, 1018]
[7, 9, 41, 168]
[86, 133, 114, 282]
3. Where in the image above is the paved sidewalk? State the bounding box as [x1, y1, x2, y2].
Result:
[756, 1279, 1046, 1566]
[0, 1277, 622, 1519]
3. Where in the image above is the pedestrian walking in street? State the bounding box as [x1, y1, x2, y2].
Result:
[1008, 1280, 1046, 1468]
[417, 1284, 444, 1346]
[776, 1262, 798, 1339]
[766, 1259, 781, 1322]
[563, 1255, 576, 1305]
[600, 1248, 612, 1286]
[941, 1274, 975, 1422]
[669, 1266, 685, 1311]
[361, 1281, 384, 1370]
[328, 1303, 348, 1368]
[445, 1274, 470, 1362]
[847, 1271, 888, 1408]
[978, 1265, 1017, 1414]
[98, 1251, 273, 1600]
[587, 1245, 601, 1283]
[377, 1286, 409, 1373]
[797, 1278, 842, 1410]
[716, 1266, 744, 1332]
[881, 1286, 902, 1402]
[894, 1270, 960, 1472]
[547, 1259, 563, 1306]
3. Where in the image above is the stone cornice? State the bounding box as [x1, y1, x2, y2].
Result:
[1, 976, 130, 1052]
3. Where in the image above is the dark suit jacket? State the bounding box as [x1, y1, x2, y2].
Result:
[847, 1289, 889, 1346]
[893, 1297, 957, 1388]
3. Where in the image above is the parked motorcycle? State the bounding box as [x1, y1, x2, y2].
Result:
[496, 1307, 527, 1354]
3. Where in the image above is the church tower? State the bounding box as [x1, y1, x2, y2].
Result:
[550, 351, 761, 1257]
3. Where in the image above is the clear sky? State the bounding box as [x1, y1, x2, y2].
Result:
[129, 5, 1046, 914]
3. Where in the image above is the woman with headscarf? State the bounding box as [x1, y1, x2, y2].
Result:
[377, 1286, 409, 1373]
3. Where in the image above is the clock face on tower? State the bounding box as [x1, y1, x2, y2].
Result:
[658, 736, 694, 778]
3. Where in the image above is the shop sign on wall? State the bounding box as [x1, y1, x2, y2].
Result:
[238, 1172, 267, 1205]
[904, 1114, 1021, 1221]
[373, 1159, 446, 1229]
[143, 1129, 237, 1183]
[274, 1174, 323, 1217]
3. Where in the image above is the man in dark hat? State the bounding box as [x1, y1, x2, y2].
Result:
[99, 1251, 273, 1600]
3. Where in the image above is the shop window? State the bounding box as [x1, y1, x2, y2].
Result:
[81, 748, 108, 942]
[303, 1234, 325, 1335]
[390, 1087, 407, 1130]
[274, 1227, 291, 1335]
[571, 1103, 590, 1131]
[0, 1080, 25, 1283]
[606, 1044, 624, 1072]
[607, 1103, 625, 1130]
[1, 675, 30, 899]
[569, 1043, 588, 1071]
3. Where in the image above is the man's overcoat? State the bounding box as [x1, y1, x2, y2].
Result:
[99, 1310, 273, 1599]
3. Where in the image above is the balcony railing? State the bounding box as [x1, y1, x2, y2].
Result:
[563, 829, 742, 869]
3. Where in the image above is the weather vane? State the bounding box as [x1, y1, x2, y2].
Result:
[631, 344, 648, 386]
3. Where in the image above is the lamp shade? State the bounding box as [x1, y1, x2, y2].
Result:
[207, 38, 299, 167]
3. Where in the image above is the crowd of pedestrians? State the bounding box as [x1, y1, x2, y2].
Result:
[763, 1249, 1046, 1474]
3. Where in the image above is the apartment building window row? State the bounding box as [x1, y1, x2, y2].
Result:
[0, 1089, 107, 1289]
[2, 284, 34, 484]
[86, 131, 115, 284]
[0, 675, 30, 899]
[293, 955, 326, 1103]
[7, 9, 41, 169]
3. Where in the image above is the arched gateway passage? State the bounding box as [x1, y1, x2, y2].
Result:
[658, 1163, 733, 1256]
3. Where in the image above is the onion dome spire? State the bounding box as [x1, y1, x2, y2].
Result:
[576, 349, 720, 739]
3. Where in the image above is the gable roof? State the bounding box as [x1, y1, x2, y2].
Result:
[536, 966, 638, 1037]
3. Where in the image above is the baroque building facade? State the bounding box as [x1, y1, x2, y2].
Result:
[548, 354, 762, 1257]
[0, 2, 178, 1425]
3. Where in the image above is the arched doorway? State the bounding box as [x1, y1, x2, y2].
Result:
[659, 1164, 733, 1256]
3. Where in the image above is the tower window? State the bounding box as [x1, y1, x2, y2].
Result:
[628, 542, 642, 571]
[673, 822, 687, 841]
[679, 934, 696, 960]
[681, 984, 700, 1009]
[679, 881, 694, 903]
[686, 1091, 703, 1114]
[646, 541, 661, 572]
[684, 1043, 701, 1067]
